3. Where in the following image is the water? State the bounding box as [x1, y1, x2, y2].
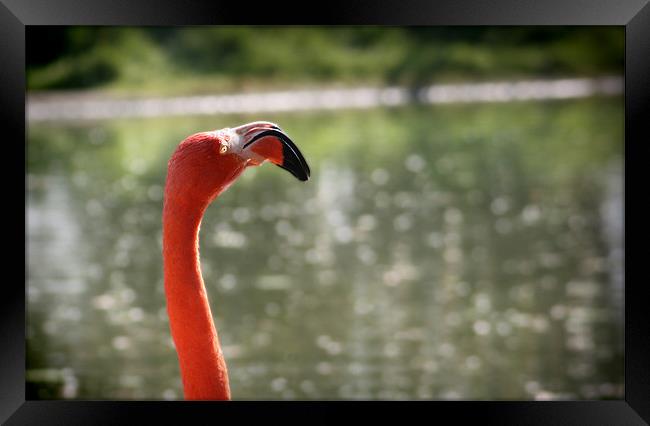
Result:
[26, 98, 624, 400]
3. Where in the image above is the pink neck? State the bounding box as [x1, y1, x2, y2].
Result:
[162, 195, 231, 400]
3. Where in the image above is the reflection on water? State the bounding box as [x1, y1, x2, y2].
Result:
[27, 99, 623, 400]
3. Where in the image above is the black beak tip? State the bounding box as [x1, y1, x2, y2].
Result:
[279, 137, 311, 182]
[278, 161, 310, 182]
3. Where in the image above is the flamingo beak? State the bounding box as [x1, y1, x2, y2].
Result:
[236, 122, 311, 182]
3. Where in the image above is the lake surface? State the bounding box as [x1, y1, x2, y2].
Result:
[27, 98, 624, 400]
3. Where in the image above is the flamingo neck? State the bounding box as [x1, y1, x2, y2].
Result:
[162, 194, 231, 400]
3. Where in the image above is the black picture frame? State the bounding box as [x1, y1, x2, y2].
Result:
[4, 0, 649, 424]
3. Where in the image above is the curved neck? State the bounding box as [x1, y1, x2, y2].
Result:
[162, 195, 231, 400]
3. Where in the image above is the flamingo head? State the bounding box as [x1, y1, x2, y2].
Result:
[166, 121, 310, 207]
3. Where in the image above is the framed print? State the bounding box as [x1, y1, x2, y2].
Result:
[3, 0, 649, 424]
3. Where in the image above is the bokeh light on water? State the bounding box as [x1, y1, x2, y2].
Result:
[27, 99, 623, 400]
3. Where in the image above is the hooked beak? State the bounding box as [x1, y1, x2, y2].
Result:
[235, 122, 311, 181]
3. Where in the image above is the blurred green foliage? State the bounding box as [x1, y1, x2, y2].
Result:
[27, 27, 623, 95]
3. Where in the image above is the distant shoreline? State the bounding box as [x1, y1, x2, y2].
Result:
[27, 76, 623, 123]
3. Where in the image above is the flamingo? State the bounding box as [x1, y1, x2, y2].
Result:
[162, 121, 310, 400]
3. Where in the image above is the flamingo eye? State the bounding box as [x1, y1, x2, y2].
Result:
[219, 142, 229, 154]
